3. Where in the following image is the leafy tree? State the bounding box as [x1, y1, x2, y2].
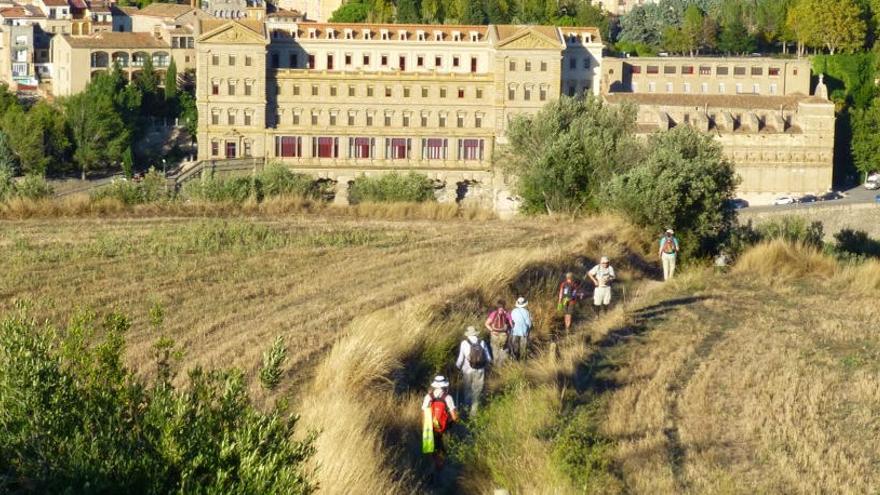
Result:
[0, 130, 19, 175]
[815, 0, 866, 53]
[462, 0, 485, 24]
[681, 5, 705, 55]
[65, 76, 130, 180]
[0, 82, 19, 115]
[662, 26, 690, 54]
[851, 98, 880, 175]
[368, 0, 394, 22]
[122, 145, 134, 179]
[503, 95, 640, 215]
[574, 2, 610, 41]
[178, 90, 198, 141]
[396, 0, 421, 23]
[718, 18, 757, 54]
[2, 106, 46, 175]
[604, 126, 738, 258]
[164, 57, 177, 101]
[330, 0, 370, 22]
[485, 0, 511, 24]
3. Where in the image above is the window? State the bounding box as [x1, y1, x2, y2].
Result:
[683, 83, 691, 93]
[700, 82, 708, 93]
[648, 82, 656, 93]
[417, 56, 424, 67]
[439, 114, 446, 127]
[399, 55, 406, 71]
[387, 138, 410, 159]
[665, 82, 673, 93]
[381, 55, 388, 66]
[769, 83, 778, 94]
[384, 114, 391, 126]
[508, 86, 515, 100]
[311, 113, 318, 125]
[329, 113, 337, 126]
[540, 61, 547, 71]
[647, 65, 659, 74]
[243, 140, 252, 157]
[524, 86, 531, 101]
[225, 142, 236, 158]
[453, 56, 460, 67]
[404, 87, 410, 97]
[421, 87, 428, 98]
[363, 54, 370, 65]
[345, 54, 352, 65]
[664, 65, 676, 74]
[293, 85, 300, 96]
[719, 82, 726, 93]
[471, 57, 477, 73]
[293, 113, 300, 125]
[440, 87, 447, 98]
[312, 85, 318, 96]
[751, 66, 763, 76]
[228, 55, 236, 66]
[348, 86, 355, 97]
[734, 66, 746, 76]
[509, 60, 516, 71]
[212, 54, 219, 65]
[458, 139, 484, 160]
[211, 111, 219, 125]
[569, 58, 576, 70]
[366, 113, 373, 126]
[699, 66, 711, 75]
[313, 137, 339, 158]
[385, 86, 392, 97]
[475, 114, 482, 128]
[752, 84, 760, 94]
[349, 137, 373, 158]
[330, 86, 337, 96]
[476, 88, 483, 99]
[276, 136, 303, 157]
[211, 82, 219, 95]
[435, 55, 442, 67]
[631, 65, 642, 74]
[245, 56, 252, 66]
[456, 114, 464, 128]
[422, 138, 448, 159]
[735, 83, 743, 93]
[769, 67, 780, 77]
[244, 112, 252, 126]
[326, 54, 334, 70]
[525, 60, 531, 72]
[716, 66, 729, 76]
[539, 86, 547, 101]
[367, 86, 374, 97]
[403, 114, 410, 127]
[348, 113, 355, 126]
[245, 81, 252, 96]
[421, 114, 428, 127]
[228, 81, 236, 95]
[681, 66, 694, 75]
[458, 88, 464, 98]
[211, 141, 219, 156]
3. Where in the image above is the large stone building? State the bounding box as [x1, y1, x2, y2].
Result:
[601, 56, 835, 205]
[195, 19, 602, 208]
[592, 0, 656, 15]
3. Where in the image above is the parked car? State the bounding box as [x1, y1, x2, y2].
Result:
[726, 198, 749, 209]
[866, 179, 880, 190]
[773, 196, 797, 205]
[819, 191, 844, 201]
[798, 194, 818, 203]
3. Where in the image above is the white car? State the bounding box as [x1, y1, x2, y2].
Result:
[865, 179, 880, 190]
[773, 196, 797, 205]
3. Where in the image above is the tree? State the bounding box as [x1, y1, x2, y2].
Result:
[178, 90, 198, 142]
[461, 0, 485, 24]
[603, 126, 739, 258]
[329, 1, 370, 22]
[718, 18, 757, 54]
[815, 0, 866, 53]
[485, 0, 511, 24]
[851, 98, 880, 175]
[396, 0, 421, 23]
[681, 5, 705, 55]
[502, 95, 640, 214]
[662, 27, 690, 54]
[2, 105, 47, 175]
[122, 145, 134, 179]
[368, 0, 394, 22]
[574, 3, 610, 41]
[164, 57, 177, 101]
[65, 77, 130, 180]
[0, 130, 19, 175]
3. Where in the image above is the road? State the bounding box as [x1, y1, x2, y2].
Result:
[743, 183, 879, 213]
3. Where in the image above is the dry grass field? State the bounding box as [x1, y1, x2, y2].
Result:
[3, 207, 879, 494]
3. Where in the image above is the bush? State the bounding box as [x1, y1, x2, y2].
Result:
[0, 310, 316, 494]
[755, 216, 824, 248]
[348, 172, 435, 203]
[91, 168, 169, 205]
[257, 163, 329, 199]
[181, 174, 254, 203]
[182, 165, 325, 203]
[0, 167, 54, 202]
[834, 228, 880, 259]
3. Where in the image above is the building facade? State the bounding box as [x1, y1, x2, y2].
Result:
[591, 0, 656, 16]
[195, 19, 602, 207]
[602, 56, 836, 205]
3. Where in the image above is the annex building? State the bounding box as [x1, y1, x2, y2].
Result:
[195, 19, 602, 209]
[601, 56, 836, 205]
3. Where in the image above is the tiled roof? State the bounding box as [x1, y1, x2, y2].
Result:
[494, 24, 559, 43]
[135, 2, 193, 18]
[41, 0, 69, 7]
[110, 5, 139, 15]
[0, 5, 46, 18]
[267, 7, 301, 18]
[60, 32, 170, 49]
[603, 93, 813, 111]
[277, 22, 490, 41]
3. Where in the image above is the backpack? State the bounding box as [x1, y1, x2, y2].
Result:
[489, 310, 508, 331]
[430, 393, 450, 433]
[467, 340, 487, 369]
[662, 237, 677, 254]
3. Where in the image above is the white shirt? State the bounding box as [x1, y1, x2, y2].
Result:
[422, 388, 456, 410]
[455, 336, 491, 373]
[588, 264, 616, 288]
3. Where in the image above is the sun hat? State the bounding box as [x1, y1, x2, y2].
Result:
[515, 297, 528, 308]
[464, 326, 479, 338]
[565, 271, 574, 278]
[430, 375, 449, 388]
[665, 229, 674, 234]
[600, 256, 610, 263]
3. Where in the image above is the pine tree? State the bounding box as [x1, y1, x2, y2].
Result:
[122, 145, 134, 179]
[164, 57, 177, 101]
[396, 0, 421, 23]
[462, 0, 485, 24]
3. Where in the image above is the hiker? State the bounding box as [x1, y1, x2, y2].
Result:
[587, 256, 616, 316]
[455, 326, 491, 415]
[484, 300, 512, 365]
[659, 229, 680, 281]
[714, 251, 731, 273]
[557, 272, 580, 332]
[510, 297, 532, 360]
[421, 375, 459, 472]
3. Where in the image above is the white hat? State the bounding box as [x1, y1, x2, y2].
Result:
[430, 375, 449, 388]
[464, 326, 479, 337]
[665, 229, 674, 234]
[515, 297, 528, 308]
[600, 256, 610, 263]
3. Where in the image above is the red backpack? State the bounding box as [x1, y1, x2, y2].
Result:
[430, 393, 450, 433]
[489, 309, 508, 331]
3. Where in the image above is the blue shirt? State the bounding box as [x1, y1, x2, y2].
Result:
[510, 307, 532, 337]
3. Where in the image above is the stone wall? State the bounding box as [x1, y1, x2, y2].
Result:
[741, 203, 880, 240]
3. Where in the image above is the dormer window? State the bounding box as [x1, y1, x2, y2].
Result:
[434, 31, 443, 41]
[362, 29, 371, 40]
[327, 28, 336, 39]
[398, 30, 407, 40]
[568, 33, 577, 44]
[452, 31, 461, 41]
[380, 29, 389, 40]
[308, 28, 317, 39]
[469, 31, 479, 42]
[417, 30, 425, 41]
[584, 33, 592, 43]
[344, 29, 353, 39]
[291, 29, 298, 39]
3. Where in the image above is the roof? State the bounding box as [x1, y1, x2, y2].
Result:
[135, 2, 193, 18]
[87, 1, 111, 13]
[41, 0, 69, 7]
[268, 21, 491, 41]
[0, 5, 46, 18]
[111, 5, 138, 15]
[267, 7, 301, 18]
[603, 93, 817, 111]
[620, 56, 809, 65]
[60, 32, 170, 49]
[200, 18, 264, 36]
[69, 0, 86, 9]
[495, 24, 559, 43]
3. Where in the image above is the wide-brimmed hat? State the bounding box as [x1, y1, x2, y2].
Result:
[515, 297, 528, 308]
[431, 375, 449, 388]
[665, 229, 674, 234]
[565, 271, 574, 278]
[600, 256, 610, 264]
[464, 326, 479, 338]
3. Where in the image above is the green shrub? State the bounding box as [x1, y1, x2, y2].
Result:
[10, 173, 54, 200]
[181, 174, 254, 203]
[348, 172, 436, 203]
[0, 163, 13, 200]
[181, 166, 324, 203]
[92, 168, 169, 205]
[0, 310, 316, 494]
[257, 163, 329, 199]
[833, 228, 880, 259]
[755, 216, 824, 248]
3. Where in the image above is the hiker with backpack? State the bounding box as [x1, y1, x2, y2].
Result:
[455, 326, 491, 415]
[557, 272, 580, 332]
[510, 297, 532, 360]
[484, 300, 512, 365]
[659, 229, 680, 281]
[421, 375, 459, 472]
[587, 256, 616, 316]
